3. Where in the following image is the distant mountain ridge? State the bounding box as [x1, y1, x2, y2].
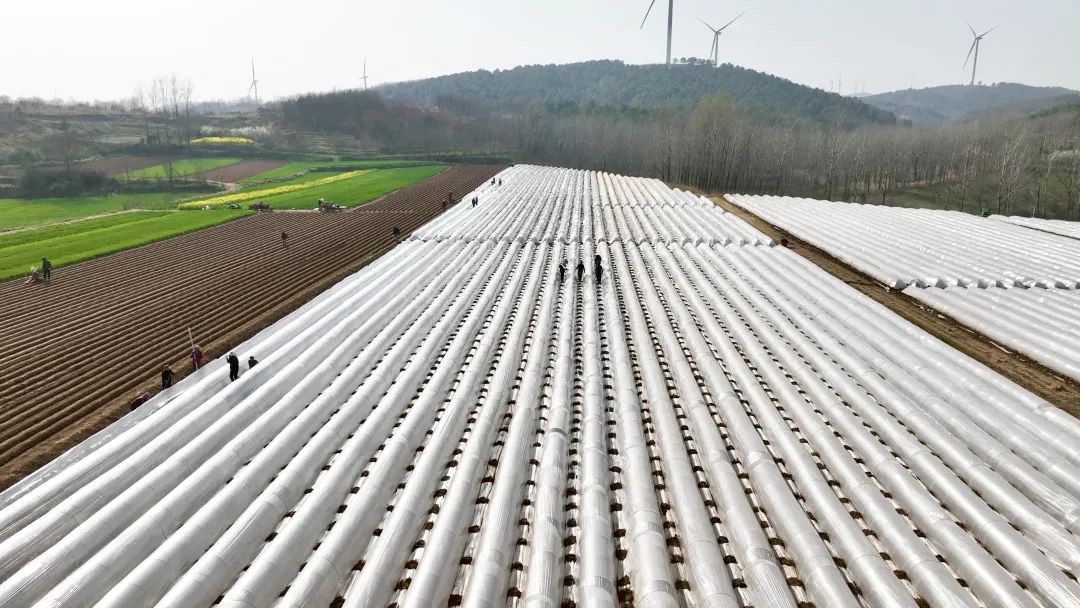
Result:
[863, 83, 1079, 124]
[378, 60, 898, 128]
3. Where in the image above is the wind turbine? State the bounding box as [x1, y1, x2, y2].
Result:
[699, 13, 742, 68]
[963, 22, 996, 86]
[249, 59, 260, 106]
[640, 0, 675, 66]
[361, 57, 369, 90]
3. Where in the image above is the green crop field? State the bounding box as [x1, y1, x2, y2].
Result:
[255, 165, 446, 209]
[0, 192, 182, 231]
[239, 159, 435, 184]
[0, 210, 248, 282]
[124, 158, 242, 180]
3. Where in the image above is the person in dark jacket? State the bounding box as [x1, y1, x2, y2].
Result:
[248, 355, 259, 369]
[161, 365, 174, 390]
[226, 352, 240, 381]
[558, 260, 567, 283]
[594, 254, 603, 283]
[281, 232, 289, 248]
[190, 345, 204, 371]
[41, 258, 52, 282]
[575, 260, 585, 282]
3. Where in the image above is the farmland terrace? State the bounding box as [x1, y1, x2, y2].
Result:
[1, 165, 1077, 607]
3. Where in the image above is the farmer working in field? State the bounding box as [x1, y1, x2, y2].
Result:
[558, 260, 567, 283]
[190, 345, 204, 371]
[594, 254, 603, 283]
[41, 258, 52, 282]
[575, 260, 585, 282]
[248, 355, 259, 369]
[161, 365, 174, 390]
[24, 267, 41, 285]
[281, 231, 289, 248]
[227, 352, 240, 381]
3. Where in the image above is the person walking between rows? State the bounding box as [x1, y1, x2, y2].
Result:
[248, 355, 259, 369]
[190, 345, 204, 371]
[575, 260, 585, 282]
[161, 365, 174, 390]
[41, 258, 52, 282]
[558, 259, 567, 283]
[227, 352, 240, 381]
[281, 231, 289, 249]
[594, 254, 603, 283]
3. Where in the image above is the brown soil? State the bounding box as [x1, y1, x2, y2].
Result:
[199, 160, 288, 183]
[0, 164, 504, 489]
[712, 194, 1080, 420]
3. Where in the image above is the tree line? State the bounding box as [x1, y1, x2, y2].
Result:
[498, 95, 1080, 219]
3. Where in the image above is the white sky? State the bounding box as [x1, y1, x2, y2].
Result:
[1, 0, 1077, 102]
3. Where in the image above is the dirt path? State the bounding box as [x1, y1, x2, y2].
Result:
[712, 194, 1080, 419]
[0, 165, 505, 489]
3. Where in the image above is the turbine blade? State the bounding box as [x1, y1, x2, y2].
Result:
[966, 20, 977, 36]
[699, 18, 717, 32]
[640, 0, 657, 29]
[718, 12, 743, 32]
[963, 39, 977, 68]
[981, 25, 997, 37]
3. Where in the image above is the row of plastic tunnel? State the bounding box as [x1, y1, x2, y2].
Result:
[727, 193, 1080, 383]
[0, 166, 1079, 607]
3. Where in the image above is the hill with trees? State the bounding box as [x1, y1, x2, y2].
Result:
[863, 83, 1079, 124]
[378, 60, 898, 129]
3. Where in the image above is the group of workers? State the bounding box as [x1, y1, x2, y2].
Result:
[558, 255, 604, 284]
[159, 347, 258, 391]
[136, 348, 259, 411]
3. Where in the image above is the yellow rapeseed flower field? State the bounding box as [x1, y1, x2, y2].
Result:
[191, 136, 256, 145]
[179, 170, 370, 209]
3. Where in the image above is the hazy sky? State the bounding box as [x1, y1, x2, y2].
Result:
[2, 0, 1077, 102]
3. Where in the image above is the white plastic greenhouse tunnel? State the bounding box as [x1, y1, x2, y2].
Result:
[2, 166, 1080, 607]
[727, 193, 1080, 384]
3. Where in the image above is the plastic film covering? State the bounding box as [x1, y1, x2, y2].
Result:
[909, 286, 1080, 382]
[0, 166, 1078, 607]
[727, 193, 1080, 289]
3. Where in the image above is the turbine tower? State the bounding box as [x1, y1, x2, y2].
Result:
[249, 59, 260, 107]
[361, 57, 369, 90]
[963, 23, 996, 86]
[640, 0, 675, 66]
[700, 13, 742, 68]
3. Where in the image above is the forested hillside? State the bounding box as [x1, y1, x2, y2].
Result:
[864, 83, 1079, 124]
[379, 60, 897, 128]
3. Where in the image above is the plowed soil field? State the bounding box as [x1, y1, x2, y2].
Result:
[0, 164, 504, 488]
[198, 160, 288, 183]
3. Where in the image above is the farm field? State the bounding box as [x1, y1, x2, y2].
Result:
[238, 159, 437, 183]
[727, 193, 1080, 384]
[994, 214, 1080, 239]
[75, 156, 175, 177]
[1, 165, 1077, 607]
[0, 164, 504, 491]
[257, 164, 445, 209]
[727, 193, 1080, 288]
[123, 157, 242, 180]
[0, 192, 182, 231]
[196, 159, 287, 183]
[180, 165, 446, 210]
[0, 210, 247, 281]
